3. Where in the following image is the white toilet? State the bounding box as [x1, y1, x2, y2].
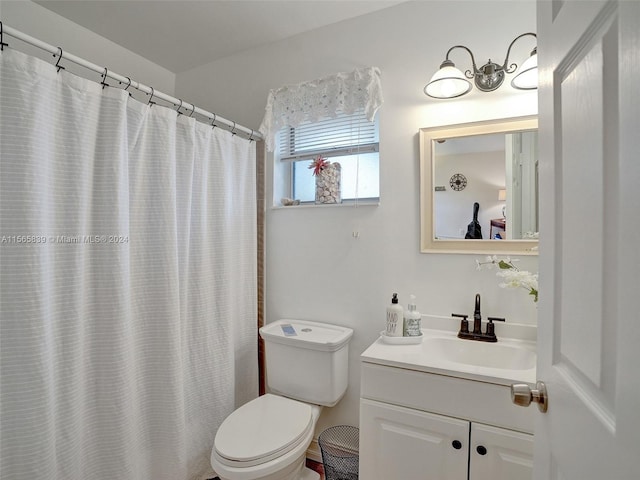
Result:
[211, 319, 354, 480]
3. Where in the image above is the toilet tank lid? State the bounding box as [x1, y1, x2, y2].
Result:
[260, 319, 353, 352]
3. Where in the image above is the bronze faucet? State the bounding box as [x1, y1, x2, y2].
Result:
[473, 293, 482, 334]
[452, 294, 505, 342]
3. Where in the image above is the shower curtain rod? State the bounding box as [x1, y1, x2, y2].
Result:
[0, 23, 262, 141]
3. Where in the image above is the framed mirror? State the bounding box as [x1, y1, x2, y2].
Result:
[420, 116, 539, 254]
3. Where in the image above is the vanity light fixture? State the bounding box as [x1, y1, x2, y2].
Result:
[424, 33, 538, 99]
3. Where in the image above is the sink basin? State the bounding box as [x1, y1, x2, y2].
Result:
[422, 336, 536, 371]
[362, 325, 538, 385]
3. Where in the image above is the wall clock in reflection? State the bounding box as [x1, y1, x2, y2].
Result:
[449, 173, 467, 191]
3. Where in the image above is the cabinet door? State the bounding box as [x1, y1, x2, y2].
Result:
[359, 398, 468, 480]
[469, 423, 533, 480]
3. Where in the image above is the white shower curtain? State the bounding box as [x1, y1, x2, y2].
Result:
[0, 49, 257, 480]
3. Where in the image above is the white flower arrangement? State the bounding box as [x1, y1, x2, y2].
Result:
[476, 255, 538, 303]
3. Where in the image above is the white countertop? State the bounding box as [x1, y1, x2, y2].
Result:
[361, 327, 537, 386]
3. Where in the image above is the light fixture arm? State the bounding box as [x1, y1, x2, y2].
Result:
[445, 45, 480, 80]
[500, 32, 537, 74]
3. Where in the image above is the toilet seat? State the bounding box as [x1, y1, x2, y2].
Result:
[214, 394, 313, 468]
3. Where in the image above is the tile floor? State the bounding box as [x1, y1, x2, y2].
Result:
[306, 458, 325, 478]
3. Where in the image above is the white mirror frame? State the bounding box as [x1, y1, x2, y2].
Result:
[420, 116, 539, 255]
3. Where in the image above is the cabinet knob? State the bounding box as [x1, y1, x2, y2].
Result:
[452, 440, 462, 450]
[476, 445, 487, 455]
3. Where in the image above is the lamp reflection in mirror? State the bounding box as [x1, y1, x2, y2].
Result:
[424, 33, 538, 99]
[498, 189, 507, 218]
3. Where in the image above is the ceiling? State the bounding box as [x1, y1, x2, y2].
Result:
[33, 0, 405, 73]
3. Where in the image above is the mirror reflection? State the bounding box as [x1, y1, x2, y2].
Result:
[419, 116, 538, 254]
[434, 130, 539, 240]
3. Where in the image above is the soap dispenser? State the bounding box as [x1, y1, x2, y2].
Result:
[386, 293, 403, 337]
[403, 295, 422, 337]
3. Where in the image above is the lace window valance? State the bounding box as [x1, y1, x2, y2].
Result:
[259, 66, 383, 151]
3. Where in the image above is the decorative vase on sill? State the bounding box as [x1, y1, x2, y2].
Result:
[310, 156, 342, 204]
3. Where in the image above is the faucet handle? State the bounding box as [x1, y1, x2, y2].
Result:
[485, 317, 505, 337]
[452, 313, 469, 334]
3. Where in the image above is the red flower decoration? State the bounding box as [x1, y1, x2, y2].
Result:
[308, 156, 329, 176]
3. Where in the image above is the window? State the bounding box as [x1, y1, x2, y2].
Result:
[277, 109, 380, 203]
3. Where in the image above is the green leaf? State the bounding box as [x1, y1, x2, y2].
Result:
[498, 260, 513, 270]
[530, 288, 539, 302]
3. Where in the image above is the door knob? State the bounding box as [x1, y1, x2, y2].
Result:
[510, 381, 548, 413]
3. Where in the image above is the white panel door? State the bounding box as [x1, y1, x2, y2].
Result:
[535, 1, 640, 479]
[469, 423, 533, 480]
[359, 399, 468, 480]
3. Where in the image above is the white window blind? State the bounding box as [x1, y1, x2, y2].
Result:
[279, 109, 379, 162]
[277, 108, 380, 203]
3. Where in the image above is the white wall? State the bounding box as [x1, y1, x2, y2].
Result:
[0, 0, 175, 94]
[176, 0, 540, 436]
[435, 150, 505, 239]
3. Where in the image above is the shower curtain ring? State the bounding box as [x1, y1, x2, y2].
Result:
[211, 114, 217, 129]
[147, 87, 155, 106]
[54, 47, 65, 72]
[0, 22, 8, 51]
[123, 77, 133, 97]
[188, 103, 195, 117]
[248, 130, 254, 142]
[176, 99, 183, 115]
[231, 121, 237, 136]
[101, 67, 109, 89]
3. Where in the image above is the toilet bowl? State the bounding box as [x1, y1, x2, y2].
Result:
[210, 319, 353, 480]
[211, 394, 322, 480]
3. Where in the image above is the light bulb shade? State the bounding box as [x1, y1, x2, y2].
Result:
[498, 189, 506, 201]
[424, 65, 472, 99]
[511, 52, 538, 90]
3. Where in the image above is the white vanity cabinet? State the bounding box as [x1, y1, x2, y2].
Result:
[359, 360, 536, 480]
[360, 398, 469, 479]
[469, 422, 533, 480]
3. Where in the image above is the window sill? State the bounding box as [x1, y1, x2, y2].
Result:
[271, 199, 380, 210]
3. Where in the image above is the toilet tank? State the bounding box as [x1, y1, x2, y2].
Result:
[259, 319, 354, 407]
